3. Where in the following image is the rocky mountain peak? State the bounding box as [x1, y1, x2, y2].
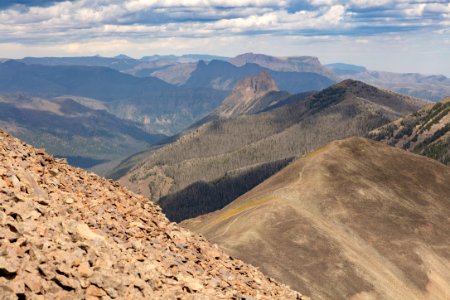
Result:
[234, 71, 278, 94]
[215, 72, 280, 118]
[0, 130, 302, 299]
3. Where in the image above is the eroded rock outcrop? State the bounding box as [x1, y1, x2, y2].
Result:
[0, 130, 302, 299]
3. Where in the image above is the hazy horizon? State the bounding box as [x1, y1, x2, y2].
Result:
[1, 0, 449, 76]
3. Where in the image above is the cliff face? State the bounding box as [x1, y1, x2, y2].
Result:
[0, 130, 302, 299]
[215, 72, 281, 118]
[229, 53, 336, 79]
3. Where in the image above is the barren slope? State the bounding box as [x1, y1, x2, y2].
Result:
[0, 130, 302, 299]
[183, 137, 450, 300]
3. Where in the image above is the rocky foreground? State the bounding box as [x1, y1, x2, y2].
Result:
[0, 130, 302, 299]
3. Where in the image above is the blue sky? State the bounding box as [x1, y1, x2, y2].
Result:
[0, 0, 449, 75]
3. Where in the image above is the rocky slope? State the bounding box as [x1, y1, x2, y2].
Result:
[212, 72, 287, 119]
[369, 97, 450, 165]
[0, 130, 302, 299]
[183, 137, 450, 300]
[111, 80, 427, 222]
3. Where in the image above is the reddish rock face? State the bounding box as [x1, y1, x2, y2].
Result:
[0, 130, 303, 299]
[215, 72, 280, 118]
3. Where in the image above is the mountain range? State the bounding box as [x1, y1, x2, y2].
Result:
[111, 78, 427, 222]
[0, 93, 166, 168]
[0, 60, 227, 135]
[327, 63, 450, 101]
[183, 59, 335, 93]
[14, 53, 450, 101]
[2, 51, 450, 300]
[183, 137, 450, 300]
[229, 53, 337, 79]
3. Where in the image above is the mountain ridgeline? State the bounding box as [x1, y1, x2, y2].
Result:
[183, 59, 335, 93]
[0, 94, 166, 168]
[9, 52, 450, 101]
[369, 97, 450, 165]
[229, 53, 337, 79]
[183, 137, 450, 300]
[328, 63, 450, 101]
[0, 60, 227, 135]
[112, 79, 427, 222]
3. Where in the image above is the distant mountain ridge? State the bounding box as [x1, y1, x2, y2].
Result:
[15, 54, 224, 85]
[0, 93, 166, 168]
[13, 54, 450, 101]
[0, 60, 227, 135]
[230, 53, 336, 79]
[184, 59, 335, 93]
[18, 55, 142, 71]
[327, 62, 450, 101]
[325, 63, 367, 75]
[0, 60, 172, 100]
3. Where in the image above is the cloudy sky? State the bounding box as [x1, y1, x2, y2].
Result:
[0, 0, 449, 75]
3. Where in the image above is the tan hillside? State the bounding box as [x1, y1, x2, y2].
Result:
[183, 137, 450, 300]
[111, 80, 428, 222]
[0, 130, 302, 299]
[369, 97, 450, 165]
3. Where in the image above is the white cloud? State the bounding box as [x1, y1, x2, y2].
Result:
[350, 0, 390, 8]
[321, 5, 345, 24]
[310, 0, 338, 6]
[125, 0, 288, 11]
[0, 0, 448, 75]
[404, 4, 426, 17]
[0, 1, 349, 42]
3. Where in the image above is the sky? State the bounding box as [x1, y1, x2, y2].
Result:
[0, 0, 449, 75]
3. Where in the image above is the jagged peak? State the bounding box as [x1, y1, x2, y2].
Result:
[214, 72, 280, 118]
[232, 71, 279, 94]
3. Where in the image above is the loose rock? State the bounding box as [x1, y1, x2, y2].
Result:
[0, 130, 303, 299]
